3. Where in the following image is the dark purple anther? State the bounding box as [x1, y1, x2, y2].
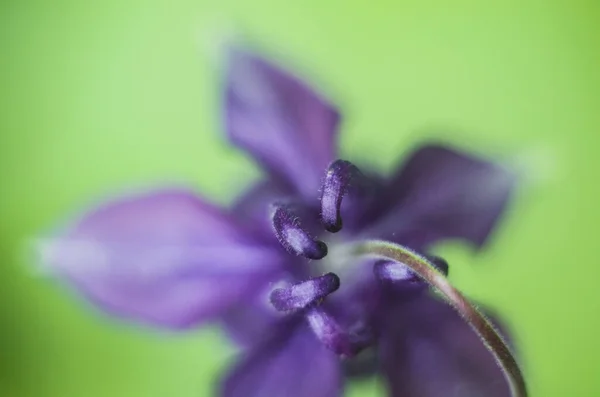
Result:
[271, 204, 328, 259]
[305, 308, 367, 358]
[320, 160, 361, 233]
[427, 255, 449, 276]
[270, 273, 340, 312]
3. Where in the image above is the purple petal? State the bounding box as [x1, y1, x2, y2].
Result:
[379, 295, 511, 397]
[364, 144, 516, 249]
[221, 321, 342, 397]
[38, 188, 285, 328]
[232, 179, 323, 241]
[224, 47, 340, 198]
[220, 296, 280, 347]
[342, 348, 379, 379]
[230, 179, 292, 233]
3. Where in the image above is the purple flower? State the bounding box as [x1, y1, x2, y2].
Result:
[41, 47, 518, 397]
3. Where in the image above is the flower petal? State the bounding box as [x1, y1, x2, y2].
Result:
[220, 297, 280, 347]
[230, 179, 292, 233]
[224, 48, 340, 198]
[37, 188, 284, 328]
[364, 144, 516, 249]
[221, 320, 343, 397]
[379, 295, 511, 397]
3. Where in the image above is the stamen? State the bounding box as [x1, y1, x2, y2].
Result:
[305, 308, 368, 358]
[373, 255, 449, 284]
[271, 204, 328, 259]
[427, 255, 449, 276]
[270, 273, 340, 312]
[373, 260, 416, 283]
[320, 159, 362, 233]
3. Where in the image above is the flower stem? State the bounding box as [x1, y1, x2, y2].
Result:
[353, 240, 527, 397]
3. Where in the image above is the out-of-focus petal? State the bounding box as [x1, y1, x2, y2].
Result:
[231, 179, 293, 234]
[224, 47, 340, 198]
[38, 188, 285, 328]
[220, 296, 280, 347]
[342, 347, 379, 379]
[363, 144, 516, 249]
[221, 320, 343, 397]
[379, 295, 511, 397]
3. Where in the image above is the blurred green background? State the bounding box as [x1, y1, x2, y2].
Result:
[1, 0, 599, 396]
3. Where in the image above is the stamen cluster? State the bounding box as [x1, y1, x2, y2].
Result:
[268, 159, 446, 357]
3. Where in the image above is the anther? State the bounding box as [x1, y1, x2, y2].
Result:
[373, 260, 416, 283]
[320, 160, 362, 233]
[305, 308, 369, 358]
[427, 255, 449, 276]
[269, 273, 340, 312]
[271, 204, 328, 259]
[373, 255, 449, 284]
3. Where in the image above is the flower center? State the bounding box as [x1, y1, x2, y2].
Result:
[265, 159, 378, 357]
[267, 159, 449, 357]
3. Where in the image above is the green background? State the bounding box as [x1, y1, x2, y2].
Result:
[1, 0, 599, 396]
